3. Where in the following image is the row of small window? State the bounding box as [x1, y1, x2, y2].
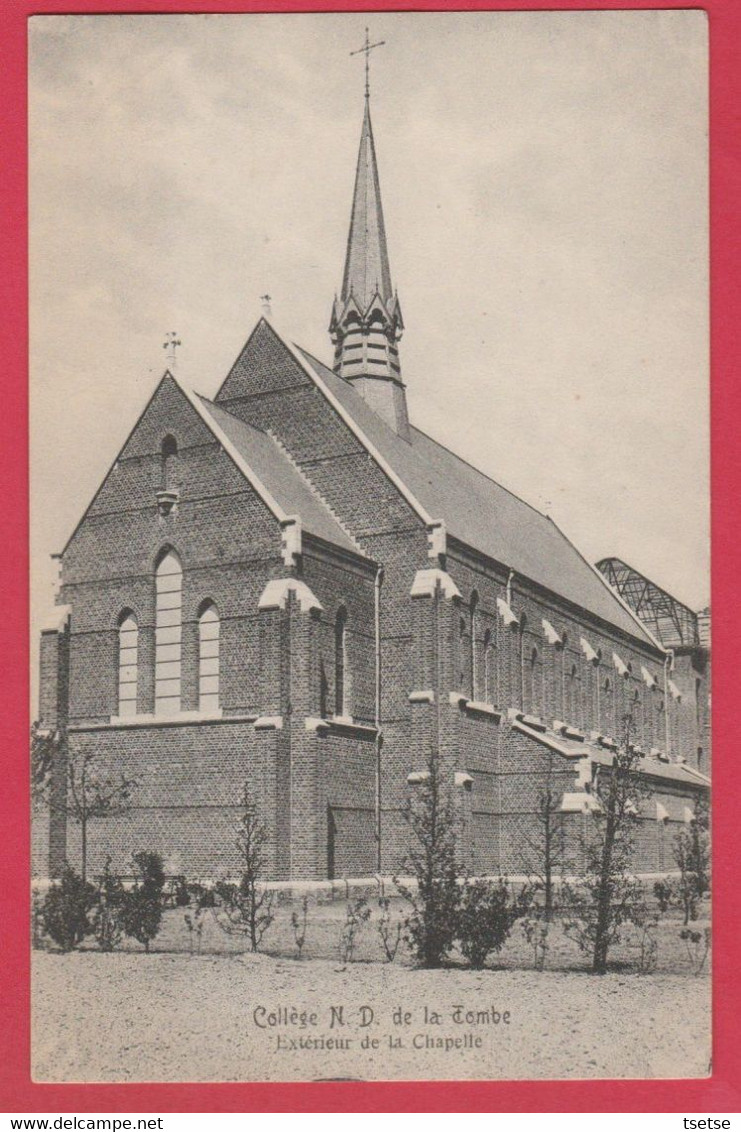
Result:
[457, 612, 672, 739]
[117, 551, 220, 717]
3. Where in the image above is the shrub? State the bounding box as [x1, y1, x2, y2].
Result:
[337, 897, 371, 966]
[630, 903, 659, 974]
[680, 926, 711, 975]
[377, 896, 402, 963]
[188, 882, 216, 908]
[132, 850, 166, 893]
[457, 879, 531, 969]
[122, 851, 165, 952]
[184, 905, 206, 954]
[91, 858, 126, 952]
[520, 913, 550, 972]
[674, 802, 710, 925]
[290, 896, 309, 960]
[31, 891, 46, 950]
[653, 879, 674, 914]
[41, 866, 96, 952]
[170, 876, 191, 908]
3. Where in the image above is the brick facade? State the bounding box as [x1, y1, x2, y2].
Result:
[34, 324, 709, 882]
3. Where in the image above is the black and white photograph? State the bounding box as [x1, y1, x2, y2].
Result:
[29, 10, 710, 1083]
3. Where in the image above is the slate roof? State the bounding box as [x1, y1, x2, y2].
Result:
[295, 346, 658, 649]
[197, 396, 363, 558]
[341, 98, 393, 310]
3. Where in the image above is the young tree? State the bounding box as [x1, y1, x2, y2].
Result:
[213, 784, 275, 952]
[69, 752, 139, 883]
[563, 716, 648, 974]
[38, 746, 138, 883]
[518, 752, 564, 921]
[397, 748, 461, 968]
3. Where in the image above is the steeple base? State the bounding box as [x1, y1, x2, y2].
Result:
[347, 373, 410, 440]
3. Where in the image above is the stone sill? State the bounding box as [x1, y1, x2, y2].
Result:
[305, 716, 377, 739]
[465, 700, 501, 720]
[112, 708, 223, 726]
[589, 730, 618, 751]
[409, 689, 435, 704]
[328, 716, 378, 740]
[70, 710, 259, 733]
[254, 715, 283, 731]
[553, 720, 586, 742]
[508, 709, 547, 733]
[449, 692, 501, 720]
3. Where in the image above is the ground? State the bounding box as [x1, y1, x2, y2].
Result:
[32, 899, 711, 1083]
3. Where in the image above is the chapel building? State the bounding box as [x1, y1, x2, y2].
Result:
[36, 86, 710, 882]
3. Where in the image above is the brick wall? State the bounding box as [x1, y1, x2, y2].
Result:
[444, 542, 706, 768]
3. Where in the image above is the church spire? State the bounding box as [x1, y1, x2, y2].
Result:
[340, 97, 393, 312]
[329, 36, 408, 438]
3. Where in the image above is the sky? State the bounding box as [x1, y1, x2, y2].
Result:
[29, 11, 709, 703]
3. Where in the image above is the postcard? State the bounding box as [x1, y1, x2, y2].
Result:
[29, 10, 710, 1084]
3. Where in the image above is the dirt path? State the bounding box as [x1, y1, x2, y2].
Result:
[32, 951, 710, 1083]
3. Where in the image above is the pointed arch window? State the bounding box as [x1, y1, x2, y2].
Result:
[458, 615, 467, 693]
[155, 550, 182, 716]
[483, 628, 497, 707]
[198, 602, 220, 712]
[526, 646, 543, 718]
[558, 633, 569, 719]
[602, 676, 614, 735]
[589, 648, 603, 729]
[335, 607, 348, 718]
[518, 613, 528, 710]
[566, 661, 581, 727]
[117, 611, 138, 717]
[470, 591, 479, 699]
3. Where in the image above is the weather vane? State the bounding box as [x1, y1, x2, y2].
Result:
[350, 27, 386, 100]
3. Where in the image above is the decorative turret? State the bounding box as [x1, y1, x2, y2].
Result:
[330, 45, 408, 438]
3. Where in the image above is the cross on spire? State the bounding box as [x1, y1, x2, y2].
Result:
[163, 331, 182, 370]
[350, 27, 385, 100]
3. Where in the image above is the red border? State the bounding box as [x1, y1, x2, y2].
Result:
[2, 0, 739, 1113]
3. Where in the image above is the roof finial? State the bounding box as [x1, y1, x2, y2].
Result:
[163, 331, 181, 371]
[350, 26, 385, 101]
[260, 294, 272, 318]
